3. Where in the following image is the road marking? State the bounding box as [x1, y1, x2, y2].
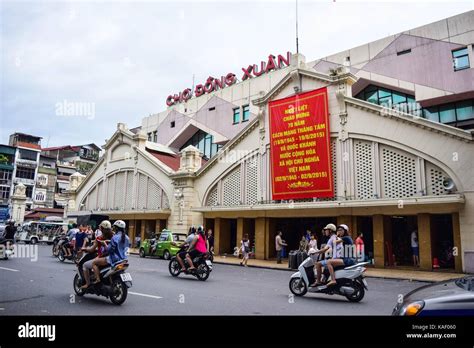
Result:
[129, 291, 163, 299]
[0, 266, 19, 272]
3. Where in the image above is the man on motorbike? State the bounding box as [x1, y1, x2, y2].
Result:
[91, 220, 130, 285]
[311, 223, 338, 287]
[176, 226, 196, 272]
[184, 226, 207, 272]
[80, 220, 113, 289]
[4, 220, 16, 240]
[64, 224, 78, 258]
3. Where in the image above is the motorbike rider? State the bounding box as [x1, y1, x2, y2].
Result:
[184, 226, 207, 272]
[176, 226, 196, 271]
[80, 220, 113, 289]
[4, 220, 16, 241]
[64, 224, 79, 258]
[324, 224, 355, 287]
[311, 223, 338, 287]
[91, 220, 130, 285]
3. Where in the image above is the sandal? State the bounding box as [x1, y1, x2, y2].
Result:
[327, 280, 337, 287]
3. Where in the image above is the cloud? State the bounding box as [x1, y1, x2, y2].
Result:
[1, 0, 472, 147]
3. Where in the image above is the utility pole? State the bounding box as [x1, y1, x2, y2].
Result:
[296, 0, 299, 54]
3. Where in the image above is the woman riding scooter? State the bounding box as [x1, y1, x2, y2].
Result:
[325, 224, 355, 287]
[90, 220, 130, 286]
[80, 220, 113, 289]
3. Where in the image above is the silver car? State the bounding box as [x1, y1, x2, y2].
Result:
[392, 276, 474, 316]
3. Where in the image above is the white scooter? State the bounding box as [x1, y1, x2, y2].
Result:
[289, 251, 369, 302]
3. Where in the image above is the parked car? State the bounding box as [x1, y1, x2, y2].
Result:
[392, 276, 474, 316]
[139, 230, 187, 260]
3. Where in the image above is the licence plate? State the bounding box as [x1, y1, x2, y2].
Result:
[42, 236, 49, 241]
[120, 273, 132, 282]
[362, 278, 368, 287]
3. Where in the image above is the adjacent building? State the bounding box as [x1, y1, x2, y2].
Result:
[9, 133, 42, 211]
[70, 11, 474, 273]
[0, 144, 17, 222]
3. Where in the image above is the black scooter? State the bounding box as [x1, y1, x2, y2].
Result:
[168, 244, 213, 281]
[73, 252, 132, 305]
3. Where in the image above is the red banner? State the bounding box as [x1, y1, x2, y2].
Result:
[269, 87, 333, 200]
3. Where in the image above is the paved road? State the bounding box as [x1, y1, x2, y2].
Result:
[0, 245, 425, 315]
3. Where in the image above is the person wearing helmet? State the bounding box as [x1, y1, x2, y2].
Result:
[4, 219, 17, 241]
[177, 226, 196, 271]
[80, 220, 113, 289]
[184, 225, 207, 272]
[310, 223, 337, 287]
[323, 224, 356, 286]
[90, 220, 130, 285]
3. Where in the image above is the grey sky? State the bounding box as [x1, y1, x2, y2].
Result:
[1, 0, 473, 148]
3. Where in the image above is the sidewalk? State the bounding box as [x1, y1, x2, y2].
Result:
[129, 248, 466, 283]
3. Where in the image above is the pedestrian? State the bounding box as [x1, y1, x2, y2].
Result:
[299, 235, 308, 252]
[355, 232, 365, 262]
[240, 233, 250, 267]
[135, 235, 141, 248]
[411, 229, 419, 267]
[305, 229, 311, 242]
[207, 229, 214, 253]
[308, 233, 318, 251]
[275, 231, 287, 264]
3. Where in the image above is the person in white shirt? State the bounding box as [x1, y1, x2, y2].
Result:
[411, 230, 419, 267]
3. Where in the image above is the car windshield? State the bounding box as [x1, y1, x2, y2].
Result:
[173, 234, 187, 242]
[455, 277, 474, 291]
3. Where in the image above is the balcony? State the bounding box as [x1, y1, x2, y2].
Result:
[13, 177, 35, 186]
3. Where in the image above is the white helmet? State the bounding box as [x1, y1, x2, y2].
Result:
[308, 248, 318, 255]
[323, 223, 337, 232]
[113, 220, 126, 229]
[99, 220, 112, 229]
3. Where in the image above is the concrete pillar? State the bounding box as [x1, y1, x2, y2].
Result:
[11, 183, 27, 225]
[418, 214, 432, 271]
[255, 217, 266, 260]
[452, 213, 463, 273]
[372, 215, 385, 268]
[236, 218, 244, 249]
[214, 218, 221, 256]
[140, 220, 146, 242]
[129, 220, 136, 246]
[266, 218, 277, 259]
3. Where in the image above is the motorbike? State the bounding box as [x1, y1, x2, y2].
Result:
[52, 234, 67, 257]
[57, 239, 78, 263]
[168, 244, 213, 281]
[289, 252, 369, 302]
[0, 239, 15, 260]
[73, 252, 132, 305]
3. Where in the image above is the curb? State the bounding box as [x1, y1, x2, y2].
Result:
[130, 252, 460, 283]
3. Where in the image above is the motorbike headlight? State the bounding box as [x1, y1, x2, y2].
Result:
[402, 301, 425, 316]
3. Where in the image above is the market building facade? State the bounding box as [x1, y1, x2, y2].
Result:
[70, 11, 474, 273]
